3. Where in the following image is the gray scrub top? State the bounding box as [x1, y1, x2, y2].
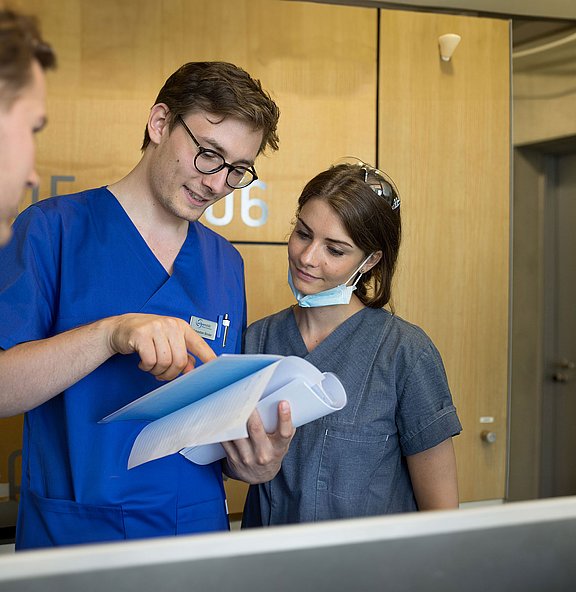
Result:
[242, 307, 462, 527]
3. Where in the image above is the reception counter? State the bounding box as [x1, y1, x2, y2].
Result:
[0, 496, 575, 591]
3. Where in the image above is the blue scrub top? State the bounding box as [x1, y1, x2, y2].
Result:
[0, 188, 247, 549]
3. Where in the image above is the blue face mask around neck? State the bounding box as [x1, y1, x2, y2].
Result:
[288, 253, 373, 308]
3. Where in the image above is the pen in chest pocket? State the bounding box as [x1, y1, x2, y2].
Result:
[222, 313, 230, 347]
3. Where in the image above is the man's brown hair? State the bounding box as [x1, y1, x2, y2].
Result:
[0, 8, 56, 108]
[141, 61, 279, 155]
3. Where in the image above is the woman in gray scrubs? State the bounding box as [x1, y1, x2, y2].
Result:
[242, 160, 462, 527]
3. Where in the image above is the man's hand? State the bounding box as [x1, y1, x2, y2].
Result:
[0, 312, 217, 417]
[105, 313, 216, 380]
[222, 402, 295, 484]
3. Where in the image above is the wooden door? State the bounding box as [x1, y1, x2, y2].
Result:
[378, 10, 510, 501]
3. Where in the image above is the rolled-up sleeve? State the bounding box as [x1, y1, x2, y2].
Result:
[396, 344, 462, 456]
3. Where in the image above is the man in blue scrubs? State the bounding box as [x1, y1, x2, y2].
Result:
[0, 9, 55, 246]
[0, 61, 294, 549]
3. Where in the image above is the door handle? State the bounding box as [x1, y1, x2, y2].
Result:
[481, 430, 497, 444]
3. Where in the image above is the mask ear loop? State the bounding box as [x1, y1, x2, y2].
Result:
[347, 253, 374, 287]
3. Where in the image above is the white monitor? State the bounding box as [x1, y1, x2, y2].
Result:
[1, 496, 575, 592]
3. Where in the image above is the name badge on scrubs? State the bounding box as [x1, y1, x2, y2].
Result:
[190, 316, 218, 341]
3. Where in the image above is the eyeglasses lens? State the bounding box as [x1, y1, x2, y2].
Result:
[195, 151, 255, 189]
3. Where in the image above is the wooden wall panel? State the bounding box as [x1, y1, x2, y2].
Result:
[378, 10, 510, 501]
[237, 244, 294, 325]
[201, 1, 379, 242]
[15, 0, 377, 243]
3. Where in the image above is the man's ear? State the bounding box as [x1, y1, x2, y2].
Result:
[147, 103, 170, 145]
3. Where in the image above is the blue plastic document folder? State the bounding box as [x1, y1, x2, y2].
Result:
[100, 354, 283, 423]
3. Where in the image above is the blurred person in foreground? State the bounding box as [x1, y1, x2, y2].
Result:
[0, 7, 55, 245]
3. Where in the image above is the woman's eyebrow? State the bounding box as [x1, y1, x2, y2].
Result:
[297, 216, 354, 248]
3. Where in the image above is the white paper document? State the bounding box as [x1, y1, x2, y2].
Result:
[100, 354, 347, 469]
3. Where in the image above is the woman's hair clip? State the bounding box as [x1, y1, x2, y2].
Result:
[337, 156, 401, 210]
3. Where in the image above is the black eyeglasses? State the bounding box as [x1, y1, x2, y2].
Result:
[339, 157, 401, 210]
[177, 115, 258, 189]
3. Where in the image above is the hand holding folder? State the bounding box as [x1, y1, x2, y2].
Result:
[100, 354, 347, 469]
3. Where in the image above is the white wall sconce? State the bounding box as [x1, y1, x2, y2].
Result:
[438, 34, 461, 62]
